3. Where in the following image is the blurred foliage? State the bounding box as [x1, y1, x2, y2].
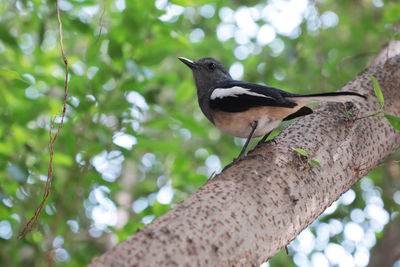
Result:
[0, 0, 399, 266]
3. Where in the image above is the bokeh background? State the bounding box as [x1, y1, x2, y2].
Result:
[0, 0, 399, 266]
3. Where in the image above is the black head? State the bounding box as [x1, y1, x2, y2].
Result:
[178, 57, 232, 94]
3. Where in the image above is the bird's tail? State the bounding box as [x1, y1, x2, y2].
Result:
[287, 91, 366, 105]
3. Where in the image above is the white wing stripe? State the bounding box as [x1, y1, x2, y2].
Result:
[210, 86, 274, 100]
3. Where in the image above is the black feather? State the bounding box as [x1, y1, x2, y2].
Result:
[209, 80, 297, 112]
[283, 106, 313, 121]
[294, 91, 366, 99]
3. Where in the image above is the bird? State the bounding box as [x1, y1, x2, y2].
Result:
[178, 57, 366, 162]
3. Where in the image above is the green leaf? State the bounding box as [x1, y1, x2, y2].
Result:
[265, 128, 281, 141]
[172, 155, 191, 173]
[170, 0, 216, 5]
[383, 3, 400, 24]
[292, 148, 309, 157]
[54, 152, 73, 166]
[368, 74, 384, 109]
[32, 231, 44, 244]
[384, 114, 400, 131]
[175, 79, 195, 103]
[0, 67, 29, 83]
[145, 117, 177, 129]
[310, 159, 323, 171]
[0, 24, 17, 46]
[135, 138, 181, 153]
[152, 201, 171, 217]
[172, 110, 209, 137]
[114, 220, 144, 242]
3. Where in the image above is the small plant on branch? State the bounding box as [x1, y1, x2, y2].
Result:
[292, 148, 323, 171]
[357, 74, 400, 131]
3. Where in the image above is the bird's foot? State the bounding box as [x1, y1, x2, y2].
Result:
[257, 137, 277, 147]
[222, 155, 245, 171]
[222, 153, 268, 171]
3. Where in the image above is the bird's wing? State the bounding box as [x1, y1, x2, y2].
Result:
[209, 80, 297, 112]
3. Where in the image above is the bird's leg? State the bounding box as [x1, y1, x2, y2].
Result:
[222, 121, 258, 171]
[236, 120, 258, 161]
[247, 130, 274, 155]
[222, 121, 258, 172]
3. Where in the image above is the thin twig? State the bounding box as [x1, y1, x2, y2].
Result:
[19, 0, 69, 239]
[96, 0, 106, 43]
[385, 41, 391, 67]
[355, 161, 400, 173]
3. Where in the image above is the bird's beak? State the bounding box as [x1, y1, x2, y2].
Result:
[178, 57, 197, 69]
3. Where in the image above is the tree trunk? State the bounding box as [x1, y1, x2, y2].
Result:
[368, 215, 400, 267]
[89, 41, 400, 267]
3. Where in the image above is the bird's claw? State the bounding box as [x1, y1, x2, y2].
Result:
[222, 155, 245, 171]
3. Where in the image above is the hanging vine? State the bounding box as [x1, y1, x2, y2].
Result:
[18, 0, 69, 239]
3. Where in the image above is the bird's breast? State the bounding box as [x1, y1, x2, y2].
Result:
[212, 106, 287, 138]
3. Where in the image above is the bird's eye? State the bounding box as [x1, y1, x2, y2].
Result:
[208, 63, 216, 71]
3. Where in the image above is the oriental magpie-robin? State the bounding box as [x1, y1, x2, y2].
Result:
[178, 57, 365, 161]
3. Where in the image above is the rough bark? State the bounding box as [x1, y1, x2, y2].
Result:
[89, 41, 400, 267]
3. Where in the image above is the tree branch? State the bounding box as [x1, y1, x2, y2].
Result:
[89, 41, 400, 266]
